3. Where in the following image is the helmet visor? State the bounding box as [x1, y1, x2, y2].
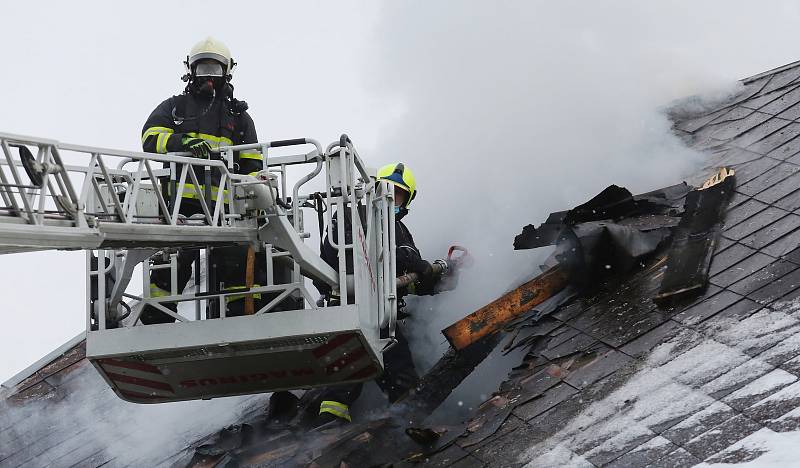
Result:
[193, 60, 225, 77]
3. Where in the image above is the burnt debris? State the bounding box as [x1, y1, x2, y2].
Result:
[655, 168, 736, 304]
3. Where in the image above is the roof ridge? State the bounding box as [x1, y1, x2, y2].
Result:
[742, 60, 800, 84]
[1, 332, 85, 393]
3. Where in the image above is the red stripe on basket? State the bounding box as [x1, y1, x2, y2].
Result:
[105, 371, 174, 393]
[312, 333, 356, 358]
[99, 358, 162, 375]
[326, 347, 368, 375]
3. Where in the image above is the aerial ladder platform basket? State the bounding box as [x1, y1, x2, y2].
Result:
[0, 132, 399, 403]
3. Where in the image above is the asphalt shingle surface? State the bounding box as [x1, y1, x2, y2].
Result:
[437, 61, 800, 467]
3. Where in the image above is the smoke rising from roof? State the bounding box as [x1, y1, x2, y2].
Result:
[362, 2, 744, 415]
[0, 366, 264, 467]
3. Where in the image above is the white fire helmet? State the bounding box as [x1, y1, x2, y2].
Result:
[184, 37, 235, 78]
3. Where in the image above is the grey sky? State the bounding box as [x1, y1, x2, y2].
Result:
[2, 1, 800, 382]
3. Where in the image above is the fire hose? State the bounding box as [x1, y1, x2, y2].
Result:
[396, 245, 472, 289]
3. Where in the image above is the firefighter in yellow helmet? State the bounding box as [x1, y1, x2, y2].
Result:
[140, 37, 271, 323]
[309, 162, 447, 426]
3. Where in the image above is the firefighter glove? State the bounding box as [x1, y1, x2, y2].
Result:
[414, 259, 434, 279]
[181, 136, 213, 159]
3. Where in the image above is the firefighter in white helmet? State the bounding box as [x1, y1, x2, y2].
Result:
[140, 37, 274, 323]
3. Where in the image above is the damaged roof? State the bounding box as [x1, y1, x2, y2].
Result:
[439, 60, 800, 467]
[7, 60, 800, 467]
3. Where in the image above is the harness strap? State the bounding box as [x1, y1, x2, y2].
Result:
[244, 245, 256, 315]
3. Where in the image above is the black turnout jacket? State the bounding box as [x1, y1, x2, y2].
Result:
[141, 91, 262, 201]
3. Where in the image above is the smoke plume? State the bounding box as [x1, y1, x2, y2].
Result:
[361, 1, 744, 414]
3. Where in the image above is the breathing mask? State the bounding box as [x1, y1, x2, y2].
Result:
[190, 60, 226, 97]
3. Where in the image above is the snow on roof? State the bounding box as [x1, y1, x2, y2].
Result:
[457, 61, 800, 467]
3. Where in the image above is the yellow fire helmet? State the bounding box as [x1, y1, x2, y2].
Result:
[185, 37, 235, 78]
[376, 162, 417, 207]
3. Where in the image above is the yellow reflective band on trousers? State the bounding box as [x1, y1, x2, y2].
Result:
[319, 400, 351, 422]
[180, 183, 230, 203]
[149, 283, 170, 298]
[224, 285, 262, 303]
